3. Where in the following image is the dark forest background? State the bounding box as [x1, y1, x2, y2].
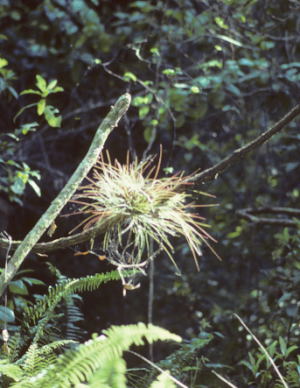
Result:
[0, 0, 300, 386]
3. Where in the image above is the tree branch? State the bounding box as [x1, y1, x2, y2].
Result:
[0, 221, 108, 253]
[237, 207, 300, 227]
[0, 93, 131, 298]
[191, 104, 300, 183]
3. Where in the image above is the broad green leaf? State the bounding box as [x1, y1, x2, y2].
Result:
[216, 34, 243, 47]
[20, 122, 39, 135]
[281, 62, 300, 69]
[123, 72, 137, 82]
[52, 86, 64, 93]
[132, 96, 147, 106]
[0, 57, 8, 68]
[226, 83, 241, 96]
[190, 86, 200, 94]
[22, 277, 46, 286]
[214, 44, 223, 51]
[37, 98, 46, 115]
[28, 179, 41, 197]
[285, 345, 298, 357]
[48, 79, 58, 89]
[130, 1, 149, 8]
[0, 306, 15, 323]
[163, 166, 174, 174]
[28, 169, 41, 179]
[44, 105, 62, 127]
[20, 89, 42, 96]
[174, 83, 189, 89]
[143, 127, 153, 143]
[10, 177, 26, 195]
[132, 94, 153, 106]
[9, 280, 29, 295]
[6, 159, 19, 166]
[35, 74, 47, 92]
[162, 68, 176, 76]
[150, 47, 160, 56]
[139, 105, 150, 119]
[278, 336, 287, 355]
[201, 59, 223, 69]
[7, 85, 18, 99]
[214, 16, 229, 29]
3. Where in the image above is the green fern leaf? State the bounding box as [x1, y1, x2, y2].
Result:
[88, 357, 127, 388]
[0, 360, 23, 382]
[23, 323, 181, 388]
[23, 270, 127, 325]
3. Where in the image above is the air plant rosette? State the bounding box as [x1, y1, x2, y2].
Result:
[68, 149, 218, 288]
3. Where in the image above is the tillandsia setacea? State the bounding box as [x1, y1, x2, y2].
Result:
[66, 148, 219, 273]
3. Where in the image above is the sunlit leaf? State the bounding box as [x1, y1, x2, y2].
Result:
[37, 98, 46, 115]
[28, 179, 41, 197]
[123, 72, 137, 82]
[35, 74, 47, 92]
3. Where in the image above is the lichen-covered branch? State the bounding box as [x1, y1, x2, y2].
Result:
[191, 104, 300, 183]
[0, 93, 131, 298]
[0, 221, 108, 253]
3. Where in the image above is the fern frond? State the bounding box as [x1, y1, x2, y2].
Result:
[126, 367, 151, 388]
[62, 295, 84, 341]
[21, 340, 76, 376]
[87, 357, 127, 388]
[7, 332, 22, 362]
[23, 323, 181, 388]
[274, 362, 300, 388]
[23, 270, 125, 325]
[0, 360, 23, 383]
[149, 371, 176, 388]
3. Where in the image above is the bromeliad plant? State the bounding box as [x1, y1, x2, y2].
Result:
[68, 148, 218, 273]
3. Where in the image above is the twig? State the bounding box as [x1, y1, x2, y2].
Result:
[0, 93, 131, 298]
[234, 313, 289, 388]
[191, 104, 300, 183]
[237, 207, 300, 227]
[211, 371, 239, 388]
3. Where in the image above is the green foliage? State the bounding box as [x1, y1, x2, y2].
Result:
[158, 331, 214, 385]
[0, 269, 45, 331]
[23, 323, 180, 388]
[239, 337, 300, 387]
[1, 0, 300, 386]
[0, 56, 17, 98]
[19, 75, 63, 127]
[0, 152, 41, 204]
[23, 269, 123, 325]
[0, 266, 180, 388]
[149, 372, 176, 388]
